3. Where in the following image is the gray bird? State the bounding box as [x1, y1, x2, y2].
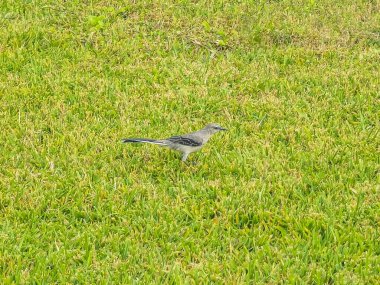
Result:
[122, 123, 227, 161]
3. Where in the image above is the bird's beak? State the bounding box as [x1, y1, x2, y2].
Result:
[219, 127, 227, 131]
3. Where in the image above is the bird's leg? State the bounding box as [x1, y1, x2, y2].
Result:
[181, 152, 189, 162]
[181, 153, 199, 166]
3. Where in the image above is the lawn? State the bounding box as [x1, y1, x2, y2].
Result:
[1, 0, 379, 283]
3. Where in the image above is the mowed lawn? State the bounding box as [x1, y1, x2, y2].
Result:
[1, 0, 379, 283]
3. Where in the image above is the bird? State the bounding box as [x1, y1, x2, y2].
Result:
[122, 123, 227, 162]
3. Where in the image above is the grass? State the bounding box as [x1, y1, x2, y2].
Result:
[1, 0, 379, 283]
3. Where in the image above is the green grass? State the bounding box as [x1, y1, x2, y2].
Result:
[1, 0, 379, 283]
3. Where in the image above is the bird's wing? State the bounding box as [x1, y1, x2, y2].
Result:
[166, 135, 203, 147]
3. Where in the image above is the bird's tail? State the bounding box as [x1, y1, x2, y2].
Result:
[121, 138, 167, 146]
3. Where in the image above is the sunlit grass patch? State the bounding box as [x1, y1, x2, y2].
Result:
[0, 0, 379, 283]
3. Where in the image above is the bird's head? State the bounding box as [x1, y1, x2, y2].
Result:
[203, 123, 227, 134]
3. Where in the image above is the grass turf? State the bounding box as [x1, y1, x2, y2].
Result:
[1, 0, 379, 283]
